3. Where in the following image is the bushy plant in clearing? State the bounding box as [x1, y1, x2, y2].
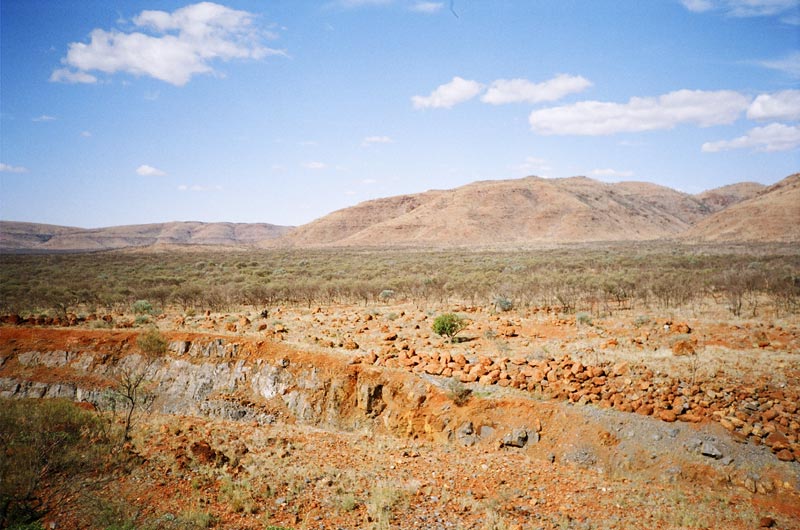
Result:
[136, 328, 167, 356]
[432, 313, 468, 343]
[131, 299, 154, 315]
[494, 295, 513, 312]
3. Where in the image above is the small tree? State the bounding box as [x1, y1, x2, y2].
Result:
[432, 313, 468, 343]
[110, 328, 165, 442]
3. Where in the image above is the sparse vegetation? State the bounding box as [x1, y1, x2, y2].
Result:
[0, 399, 115, 528]
[432, 313, 468, 343]
[0, 245, 796, 317]
[445, 377, 472, 406]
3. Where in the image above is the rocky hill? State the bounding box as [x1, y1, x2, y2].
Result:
[682, 173, 800, 243]
[0, 221, 292, 252]
[694, 182, 765, 213]
[284, 176, 713, 247]
[3, 174, 794, 251]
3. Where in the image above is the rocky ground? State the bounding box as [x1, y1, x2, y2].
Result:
[0, 301, 799, 529]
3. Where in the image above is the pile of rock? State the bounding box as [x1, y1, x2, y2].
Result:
[355, 350, 800, 462]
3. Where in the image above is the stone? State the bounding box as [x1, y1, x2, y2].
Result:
[775, 449, 795, 462]
[659, 410, 677, 423]
[500, 428, 530, 448]
[765, 431, 789, 451]
[343, 339, 359, 350]
[700, 442, 723, 459]
[759, 517, 776, 528]
[671, 340, 695, 356]
[456, 421, 477, 446]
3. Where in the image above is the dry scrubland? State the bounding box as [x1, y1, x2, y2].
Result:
[1, 244, 799, 529]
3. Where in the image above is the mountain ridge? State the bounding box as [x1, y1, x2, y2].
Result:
[2, 174, 797, 251]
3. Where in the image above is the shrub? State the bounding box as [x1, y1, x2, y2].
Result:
[432, 313, 468, 343]
[494, 296, 513, 312]
[576, 312, 592, 326]
[136, 328, 167, 357]
[0, 399, 113, 527]
[445, 378, 472, 406]
[131, 299, 153, 315]
[378, 289, 395, 302]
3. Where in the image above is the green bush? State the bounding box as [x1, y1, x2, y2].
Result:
[136, 328, 167, 357]
[432, 313, 468, 343]
[132, 299, 154, 315]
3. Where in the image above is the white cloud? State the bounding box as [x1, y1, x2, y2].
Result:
[529, 89, 750, 135]
[511, 156, 552, 174]
[702, 123, 800, 152]
[136, 164, 167, 176]
[412, 76, 484, 109]
[590, 168, 634, 178]
[80, 131, 92, 137]
[302, 161, 327, 170]
[747, 90, 800, 121]
[49, 68, 97, 84]
[178, 184, 223, 191]
[361, 178, 377, 184]
[336, 0, 393, 7]
[758, 51, 800, 77]
[410, 2, 444, 13]
[0, 163, 29, 173]
[680, 0, 715, 12]
[51, 2, 284, 86]
[361, 135, 393, 146]
[482, 74, 592, 105]
[680, 0, 800, 16]
[32, 115, 56, 122]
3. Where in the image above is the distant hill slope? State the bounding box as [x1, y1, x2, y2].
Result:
[3, 174, 792, 252]
[0, 221, 292, 252]
[682, 173, 800, 243]
[284, 176, 713, 247]
[694, 182, 766, 213]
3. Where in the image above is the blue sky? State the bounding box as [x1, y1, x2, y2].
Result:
[1, 0, 798, 228]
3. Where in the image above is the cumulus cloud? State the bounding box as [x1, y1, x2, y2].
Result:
[758, 51, 800, 77]
[0, 163, 29, 173]
[529, 89, 750, 135]
[51, 2, 284, 86]
[336, 0, 393, 7]
[302, 161, 327, 170]
[178, 184, 223, 191]
[511, 156, 552, 175]
[80, 131, 92, 137]
[680, 0, 715, 12]
[136, 164, 167, 176]
[412, 76, 484, 109]
[747, 89, 800, 121]
[49, 68, 98, 84]
[482, 74, 592, 105]
[32, 115, 56, 122]
[361, 135, 393, 146]
[410, 2, 444, 13]
[702, 123, 800, 152]
[680, 0, 800, 16]
[590, 168, 634, 178]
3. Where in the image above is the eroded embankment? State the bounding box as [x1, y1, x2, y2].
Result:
[1, 326, 799, 502]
